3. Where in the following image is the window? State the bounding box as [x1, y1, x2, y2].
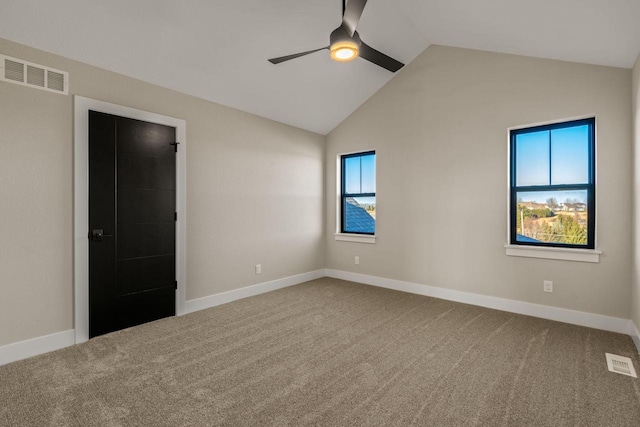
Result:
[510, 118, 595, 249]
[341, 151, 376, 235]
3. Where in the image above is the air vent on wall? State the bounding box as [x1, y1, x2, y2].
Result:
[605, 353, 637, 378]
[0, 54, 68, 95]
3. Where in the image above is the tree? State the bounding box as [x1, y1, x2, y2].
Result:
[517, 205, 554, 236]
[546, 197, 558, 210]
[530, 208, 554, 218]
[539, 215, 587, 245]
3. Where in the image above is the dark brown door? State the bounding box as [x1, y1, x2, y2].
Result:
[89, 110, 176, 338]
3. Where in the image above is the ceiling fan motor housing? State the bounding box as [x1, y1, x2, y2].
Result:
[330, 26, 361, 47]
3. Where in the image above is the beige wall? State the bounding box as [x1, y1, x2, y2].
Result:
[326, 45, 632, 319]
[632, 53, 640, 329]
[0, 38, 325, 346]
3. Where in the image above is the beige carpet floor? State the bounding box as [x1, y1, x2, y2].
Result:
[1, 278, 640, 426]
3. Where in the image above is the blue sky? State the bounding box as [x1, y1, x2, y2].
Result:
[345, 154, 376, 194]
[516, 125, 589, 187]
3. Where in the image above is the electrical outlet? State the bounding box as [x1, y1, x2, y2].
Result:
[543, 280, 553, 293]
[354, 256, 360, 265]
[255, 264, 262, 275]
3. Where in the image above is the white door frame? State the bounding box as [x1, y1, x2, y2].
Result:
[73, 96, 187, 344]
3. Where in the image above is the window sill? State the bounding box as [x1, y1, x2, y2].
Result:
[334, 233, 376, 244]
[505, 244, 601, 263]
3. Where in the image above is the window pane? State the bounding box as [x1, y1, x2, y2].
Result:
[344, 196, 375, 234]
[516, 131, 549, 186]
[344, 156, 361, 194]
[361, 154, 376, 193]
[515, 190, 588, 245]
[551, 125, 589, 185]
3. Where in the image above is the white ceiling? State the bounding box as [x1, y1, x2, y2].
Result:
[1, 0, 639, 135]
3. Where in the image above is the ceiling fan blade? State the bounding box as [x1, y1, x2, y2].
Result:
[359, 41, 404, 72]
[268, 47, 329, 64]
[342, 0, 368, 36]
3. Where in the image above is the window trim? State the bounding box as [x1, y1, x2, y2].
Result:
[336, 150, 376, 241]
[507, 116, 597, 253]
[334, 233, 376, 244]
[504, 244, 601, 263]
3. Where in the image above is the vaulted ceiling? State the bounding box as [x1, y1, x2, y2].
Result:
[1, 0, 639, 134]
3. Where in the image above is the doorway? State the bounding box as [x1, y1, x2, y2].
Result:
[74, 97, 186, 343]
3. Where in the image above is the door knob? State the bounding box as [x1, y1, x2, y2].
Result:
[90, 229, 113, 241]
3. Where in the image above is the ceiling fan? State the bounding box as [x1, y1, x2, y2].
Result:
[268, 0, 404, 72]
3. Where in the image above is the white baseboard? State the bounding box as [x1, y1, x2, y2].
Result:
[3, 270, 635, 366]
[631, 321, 640, 354]
[0, 269, 325, 366]
[0, 329, 75, 366]
[184, 269, 326, 314]
[326, 269, 631, 335]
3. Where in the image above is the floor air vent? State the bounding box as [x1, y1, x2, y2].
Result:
[0, 54, 68, 95]
[605, 353, 637, 378]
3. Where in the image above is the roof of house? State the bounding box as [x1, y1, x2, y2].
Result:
[345, 198, 375, 234]
[516, 234, 541, 243]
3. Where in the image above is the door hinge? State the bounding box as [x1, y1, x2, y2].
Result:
[174, 280, 178, 290]
[174, 212, 177, 221]
[170, 141, 180, 152]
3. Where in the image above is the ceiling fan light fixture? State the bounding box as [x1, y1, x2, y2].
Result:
[330, 41, 359, 62]
[268, 0, 404, 72]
